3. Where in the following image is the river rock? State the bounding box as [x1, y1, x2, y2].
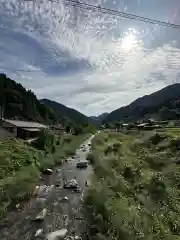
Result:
[16, 204, 20, 209]
[46, 228, 68, 240]
[44, 168, 53, 174]
[64, 179, 78, 189]
[63, 196, 68, 201]
[35, 229, 43, 237]
[35, 208, 47, 221]
[74, 236, 82, 240]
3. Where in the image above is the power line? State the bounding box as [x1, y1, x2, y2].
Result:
[24, 0, 180, 30]
[57, 0, 180, 30]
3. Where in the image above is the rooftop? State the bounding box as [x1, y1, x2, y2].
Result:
[3, 119, 47, 129]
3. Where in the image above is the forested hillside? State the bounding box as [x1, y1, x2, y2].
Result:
[103, 83, 180, 123]
[40, 98, 91, 125]
[0, 74, 59, 124]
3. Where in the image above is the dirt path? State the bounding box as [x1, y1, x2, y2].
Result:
[0, 135, 95, 240]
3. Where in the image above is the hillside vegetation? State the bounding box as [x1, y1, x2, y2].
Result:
[0, 74, 94, 131]
[0, 74, 58, 124]
[103, 83, 180, 123]
[0, 132, 90, 218]
[40, 98, 91, 125]
[86, 129, 180, 239]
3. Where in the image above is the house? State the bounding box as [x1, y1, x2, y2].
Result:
[51, 124, 64, 135]
[137, 123, 149, 128]
[1, 119, 47, 140]
[122, 123, 129, 127]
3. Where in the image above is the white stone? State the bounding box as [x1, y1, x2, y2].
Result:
[35, 229, 43, 237]
[35, 208, 47, 220]
[44, 168, 53, 174]
[46, 228, 68, 240]
[63, 196, 68, 201]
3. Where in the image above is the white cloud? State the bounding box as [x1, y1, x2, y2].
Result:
[1, 0, 180, 116]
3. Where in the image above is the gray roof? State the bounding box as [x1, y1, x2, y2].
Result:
[22, 128, 41, 132]
[137, 123, 149, 127]
[3, 119, 47, 129]
[122, 123, 129, 126]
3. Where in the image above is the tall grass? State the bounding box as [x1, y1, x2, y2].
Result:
[0, 139, 42, 217]
[0, 133, 91, 217]
[86, 130, 180, 240]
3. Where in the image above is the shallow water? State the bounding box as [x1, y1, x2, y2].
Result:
[0, 134, 95, 240]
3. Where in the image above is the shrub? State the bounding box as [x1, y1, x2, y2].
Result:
[0, 139, 42, 215]
[148, 174, 167, 202]
[87, 152, 95, 164]
[112, 142, 121, 152]
[169, 138, 180, 150]
[32, 129, 57, 153]
[104, 145, 114, 155]
[149, 133, 166, 145]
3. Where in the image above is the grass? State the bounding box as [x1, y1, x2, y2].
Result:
[0, 133, 91, 218]
[48, 133, 92, 166]
[85, 129, 180, 240]
[0, 139, 42, 216]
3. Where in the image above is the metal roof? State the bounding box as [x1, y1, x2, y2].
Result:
[3, 119, 47, 129]
[22, 128, 41, 132]
[122, 123, 129, 126]
[137, 123, 149, 127]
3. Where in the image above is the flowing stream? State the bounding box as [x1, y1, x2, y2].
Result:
[0, 134, 95, 240]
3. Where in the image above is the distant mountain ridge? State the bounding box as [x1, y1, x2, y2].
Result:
[0, 73, 91, 127]
[90, 113, 109, 124]
[40, 99, 91, 125]
[103, 83, 180, 123]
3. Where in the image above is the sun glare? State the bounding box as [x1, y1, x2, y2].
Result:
[121, 29, 138, 51]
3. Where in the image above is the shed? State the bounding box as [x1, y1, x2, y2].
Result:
[1, 119, 47, 140]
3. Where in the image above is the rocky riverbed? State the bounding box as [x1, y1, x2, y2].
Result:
[0, 135, 95, 240]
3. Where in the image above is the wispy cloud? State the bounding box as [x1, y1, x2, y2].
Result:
[1, 0, 180, 116]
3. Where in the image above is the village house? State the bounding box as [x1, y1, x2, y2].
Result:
[0, 119, 47, 140]
[51, 124, 65, 135]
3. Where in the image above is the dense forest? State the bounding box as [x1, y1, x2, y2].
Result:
[0, 73, 59, 124]
[40, 98, 91, 125]
[103, 83, 180, 123]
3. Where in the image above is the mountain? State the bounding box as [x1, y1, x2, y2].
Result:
[103, 83, 180, 123]
[0, 73, 58, 124]
[90, 113, 109, 124]
[40, 99, 91, 125]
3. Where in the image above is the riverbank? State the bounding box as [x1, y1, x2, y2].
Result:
[0, 134, 94, 240]
[0, 133, 91, 219]
[85, 130, 180, 240]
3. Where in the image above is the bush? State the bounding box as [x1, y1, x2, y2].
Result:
[112, 142, 121, 152]
[0, 139, 42, 216]
[104, 145, 114, 155]
[149, 133, 166, 145]
[32, 129, 57, 154]
[87, 152, 95, 163]
[169, 138, 180, 150]
[86, 131, 180, 239]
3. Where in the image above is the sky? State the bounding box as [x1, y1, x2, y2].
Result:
[1, 0, 180, 116]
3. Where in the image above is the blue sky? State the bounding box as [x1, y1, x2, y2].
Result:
[1, 0, 180, 116]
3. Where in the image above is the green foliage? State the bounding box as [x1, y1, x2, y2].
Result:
[40, 98, 92, 126]
[86, 130, 180, 240]
[86, 152, 96, 164]
[102, 83, 180, 124]
[0, 73, 58, 124]
[0, 133, 91, 217]
[0, 139, 42, 216]
[32, 129, 58, 154]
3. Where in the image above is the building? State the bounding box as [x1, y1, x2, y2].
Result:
[0, 119, 47, 140]
[51, 124, 64, 135]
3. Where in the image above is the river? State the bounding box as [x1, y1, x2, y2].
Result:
[0, 134, 95, 240]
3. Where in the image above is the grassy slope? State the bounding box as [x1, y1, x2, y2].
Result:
[86, 129, 180, 240]
[0, 133, 90, 217]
